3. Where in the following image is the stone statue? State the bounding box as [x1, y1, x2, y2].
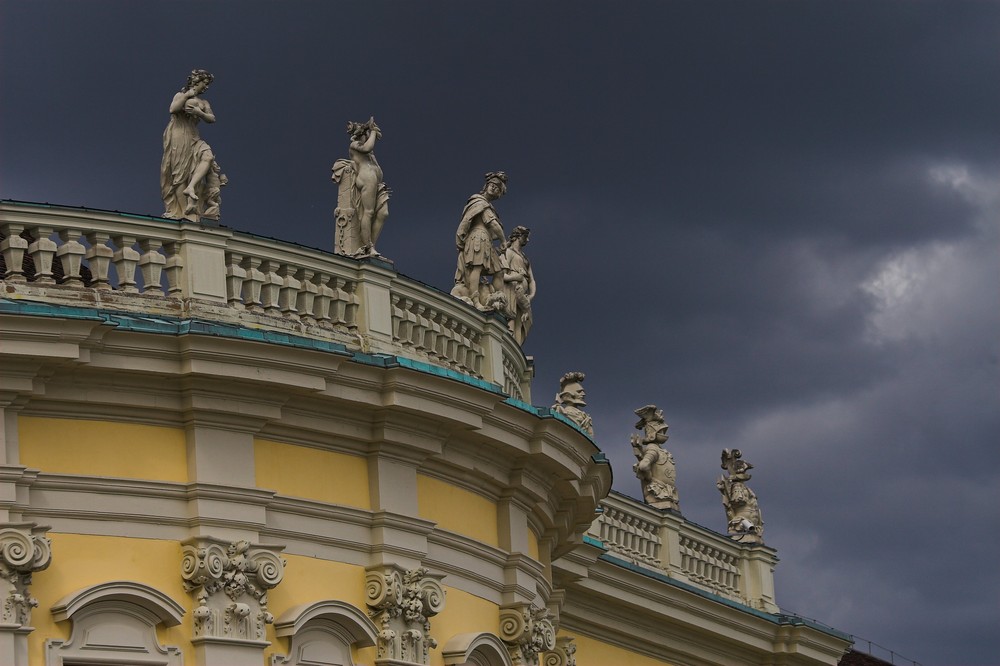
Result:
[630, 405, 680, 511]
[717, 449, 764, 543]
[551, 372, 593, 436]
[331, 117, 390, 258]
[500, 225, 535, 344]
[452, 171, 507, 309]
[160, 69, 227, 223]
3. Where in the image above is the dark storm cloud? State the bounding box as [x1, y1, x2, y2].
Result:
[3, 2, 998, 664]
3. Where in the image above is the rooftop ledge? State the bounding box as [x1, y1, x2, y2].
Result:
[0, 199, 534, 404]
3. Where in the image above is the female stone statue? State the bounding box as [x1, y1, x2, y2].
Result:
[500, 225, 535, 344]
[160, 70, 226, 222]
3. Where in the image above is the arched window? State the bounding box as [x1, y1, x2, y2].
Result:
[45, 580, 184, 665]
[272, 600, 378, 666]
[442, 632, 514, 666]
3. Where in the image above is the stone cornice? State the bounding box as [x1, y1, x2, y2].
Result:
[557, 550, 850, 666]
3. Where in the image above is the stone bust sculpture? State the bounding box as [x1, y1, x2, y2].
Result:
[717, 449, 764, 543]
[332, 117, 390, 258]
[630, 405, 680, 511]
[452, 172, 508, 310]
[160, 69, 227, 223]
[551, 372, 593, 436]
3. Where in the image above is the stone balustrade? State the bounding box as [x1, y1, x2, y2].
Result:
[0, 201, 532, 401]
[588, 491, 779, 612]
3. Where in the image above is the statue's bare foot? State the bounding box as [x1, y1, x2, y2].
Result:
[182, 185, 199, 201]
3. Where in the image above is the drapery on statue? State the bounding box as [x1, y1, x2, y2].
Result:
[452, 171, 508, 310]
[630, 405, 680, 511]
[717, 449, 764, 543]
[551, 372, 593, 436]
[160, 69, 227, 223]
[500, 225, 535, 344]
[331, 117, 390, 258]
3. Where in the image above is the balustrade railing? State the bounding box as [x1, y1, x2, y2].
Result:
[0, 202, 531, 401]
[588, 491, 779, 612]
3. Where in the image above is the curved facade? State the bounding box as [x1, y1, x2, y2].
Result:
[0, 200, 851, 666]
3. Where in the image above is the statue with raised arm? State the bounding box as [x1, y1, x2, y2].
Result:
[332, 117, 390, 258]
[630, 405, 680, 511]
[452, 171, 507, 309]
[717, 449, 764, 543]
[160, 69, 227, 223]
[500, 225, 535, 344]
[551, 371, 593, 436]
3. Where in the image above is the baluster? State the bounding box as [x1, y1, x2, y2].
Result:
[425, 311, 444, 360]
[27, 225, 57, 284]
[277, 264, 301, 319]
[56, 229, 86, 285]
[86, 232, 114, 289]
[1, 224, 28, 282]
[240, 256, 264, 312]
[443, 318, 461, 368]
[295, 268, 317, 325]
[162, 241, 184, 296]
[411, 303, 428, 350]
[398, 298, 416, 346]
[138, 239, 165, 294]
[224, 252, 246, 308]
[111, 235, 139, 292]
[390, 293, 404, 340]
[343, 280, 359, 330]
[312, 272, 333, 326]
[259, 260, 282, 316]
[329, 276, 347, 326]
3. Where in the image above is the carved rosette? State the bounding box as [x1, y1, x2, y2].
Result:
[366, 565, 445, 665]
[0, 525, 51, 628]
[180, 537, 285, 642]
[543, 637, 577, 666]
[500, 604, 556, 666]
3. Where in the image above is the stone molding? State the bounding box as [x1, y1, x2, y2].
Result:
[366, 564, 446, 665]
[442, 631, 514, 666]
[0, 523, 51, 629]
[46, 581, 184, 666]
[499, 603, 556, 666]
[271, 599, 379, 666]
[180, 536, 285, 644]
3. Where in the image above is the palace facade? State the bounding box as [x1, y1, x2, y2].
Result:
[0, 200, 852, 665]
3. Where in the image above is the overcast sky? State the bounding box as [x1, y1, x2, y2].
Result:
[2, 2, 998, 664]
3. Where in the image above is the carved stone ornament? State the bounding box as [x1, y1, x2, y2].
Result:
[0, 524, 51, 629]
[543, 636, 577, 666]
[499, 603, 556, 666]
[366, 565, 446, 665]
[180, 537, 285, 642]
[630, 404, 680, 511]
[551, 372, 593, 436]
[332, 117, 390, 259]
[717, 448, 765, 543]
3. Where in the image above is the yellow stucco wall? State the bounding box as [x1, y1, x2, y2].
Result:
[29, 533, 193, 665]
[254, 438, 371, 509]
[430, 586, 501, 666]
[571, 632, 677, 666]
[18, 416, 188, 482]
[416, 474, 499, 547]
